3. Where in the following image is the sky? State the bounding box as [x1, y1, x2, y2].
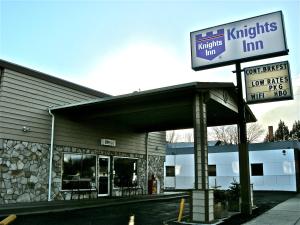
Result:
[0, 0, 299, 138]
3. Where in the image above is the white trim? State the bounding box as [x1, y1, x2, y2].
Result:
[98, 155, 110, 197]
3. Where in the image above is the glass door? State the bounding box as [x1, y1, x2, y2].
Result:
[98, 156, 110, 196]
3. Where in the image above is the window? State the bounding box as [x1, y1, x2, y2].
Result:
[208, 165, 216, 176]
[62, 153, 96, 190]
[251, 163, 264, 176]
[166, 166, 175, 177]
[113, 157, 137, 188]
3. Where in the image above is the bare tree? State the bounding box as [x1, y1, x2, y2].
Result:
[166, 129, 194, 143]
[167, 124, 264, 144]
[166, 130, 179, 143]
[184, 132, 194, 142]
[211, 123, 265, 144]
[227, 126, 238, 144]
[247, 123, 265, 143]
[211, 126, 238, 144]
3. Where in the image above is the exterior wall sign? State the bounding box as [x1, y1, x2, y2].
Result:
[101, 138, 116, 147]
[244, 61, 293, 104]
[190, 11, 288, 70]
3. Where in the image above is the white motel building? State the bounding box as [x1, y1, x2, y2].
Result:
[165, 141, 300, 192]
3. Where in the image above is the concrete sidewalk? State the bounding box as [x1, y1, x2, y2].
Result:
[0, 192, 188, 217]
[243, 193, 300, 225]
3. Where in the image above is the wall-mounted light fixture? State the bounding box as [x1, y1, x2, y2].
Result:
[282, 150, 286, 156]
[22, 126, 30, 132]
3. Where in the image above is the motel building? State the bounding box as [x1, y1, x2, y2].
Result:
[0, 59, 170, 203]
[165, 141, 300, 192]
[0, 59, 256, 223]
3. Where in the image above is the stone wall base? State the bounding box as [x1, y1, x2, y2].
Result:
[192, 190, 214, 223]
[0, 138, 165, 204]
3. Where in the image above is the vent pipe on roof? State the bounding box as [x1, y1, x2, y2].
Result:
[268, 126, 274, 142]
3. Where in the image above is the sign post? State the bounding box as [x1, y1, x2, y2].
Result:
[235, 62, 252, 215]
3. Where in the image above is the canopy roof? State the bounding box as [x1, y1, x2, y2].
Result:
[51, 82, 256, 132]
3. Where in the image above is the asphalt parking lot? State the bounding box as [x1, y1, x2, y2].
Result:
[10, 197, 189, 225]
[1, 191, 297, 225]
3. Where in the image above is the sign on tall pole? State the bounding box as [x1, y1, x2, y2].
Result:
[190, 10, 289, 218]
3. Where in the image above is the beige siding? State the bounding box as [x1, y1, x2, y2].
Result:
[0, 69, 100, 143]
[148, 132, 166, 155]
[55, 115, 166, 156]
[0, 68, 166, 156]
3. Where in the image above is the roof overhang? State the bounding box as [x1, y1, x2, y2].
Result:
[51, 82, 256, 132]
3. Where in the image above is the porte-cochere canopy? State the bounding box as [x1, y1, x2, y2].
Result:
[51, 82, 256, 131]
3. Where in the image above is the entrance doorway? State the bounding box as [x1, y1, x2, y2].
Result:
[98, 156, 110, 196]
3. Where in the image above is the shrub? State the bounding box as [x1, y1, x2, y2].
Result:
[227, 179, 240, 201]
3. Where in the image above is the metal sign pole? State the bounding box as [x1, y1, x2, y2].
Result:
[235, 62, 252, 215]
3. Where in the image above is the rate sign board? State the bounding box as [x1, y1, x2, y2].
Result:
[244, 61, 293, 104]
[190, 11, 288, 71]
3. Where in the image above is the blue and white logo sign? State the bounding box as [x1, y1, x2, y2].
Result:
[195, 29, 225, 61]
[191, 11, 288, 71]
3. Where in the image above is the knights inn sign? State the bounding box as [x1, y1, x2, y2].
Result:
[190, 11, 288, 71]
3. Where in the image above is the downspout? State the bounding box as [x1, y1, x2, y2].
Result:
[48, 108, 55, 201]
[145, 132, 149, 194]
[174, 148, 176, 189]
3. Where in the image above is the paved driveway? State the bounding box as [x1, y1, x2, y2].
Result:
[12, 198, 189, 225]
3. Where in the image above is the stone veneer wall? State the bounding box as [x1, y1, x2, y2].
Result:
[51, 145, 148, 199]
[0, 139, 165, 203]
[0, 139, 50, 204]
[148, 155, 165, 193]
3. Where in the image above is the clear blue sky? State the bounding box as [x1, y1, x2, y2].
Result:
[0, 0, 299, 130]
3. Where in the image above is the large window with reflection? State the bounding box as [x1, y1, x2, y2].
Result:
[62, 153, 96, 190]
[113, 157, 137, 188]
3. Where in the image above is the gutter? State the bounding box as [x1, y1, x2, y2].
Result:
[48, 108, 55, 201]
